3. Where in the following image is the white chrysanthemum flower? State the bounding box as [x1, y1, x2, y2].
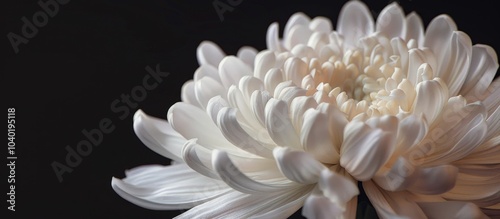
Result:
[112, 1, 499, 218]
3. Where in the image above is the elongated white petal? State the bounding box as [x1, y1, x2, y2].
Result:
[376, 2, 405, 39]
[181, 139, 219, 179]
[363, 180, 427, 218]
[263, 68, 283, 96]
[273, 147, 325, 184]
[417, 202, 488, 219]
[250, 90, 271, 127]
[302, 194, 344, 219]
[405, 12, 424, 46]
[237, 46, 258, 68]
[168, 102, 249, 156]
[337, 1, 374, 48]
[239, 76, 264, 101]
[193, 64, 221, 83]
[301, 108, 340, 164]
[219, 56, 253, 89]
[290, 96, 318, 134]
[461, 45, 499, 97]
[456, 136, 500, 165]
[265, 99, 301, 148]
[284, 57, 308, 87]
[408, 165, 458, 195]
[482, 78, 500, 114]
[285, 25, 313, 50]
[284, 12, 310, 41]
[374, 157, 419, 192]
[254, 51, 277, 80]
[181, 80, 201, 108]
[227, 85, 262, 129]
[318, 169, 359, 207]
[341, 121, 396, 181]
[194, 76, 225, 109]
[217, 107, 274, 158]
[485, 104, 500, 140]
[266, 22, 282, 52]
[396, 114, 428, 153]
[197, 41, 225, 67]
[309, 16, 332, 33]
[212, 150, 295, 194]
[112, 163, 230, 210]
[442, 170, 500, 207]
[175, 186, 313, 219]
[439, 31, 472, 96]
[412, 78, 448, 124]
[411, 100, 488, 166]
[424, 15, 457, 64]
[133, 110, 185, 162]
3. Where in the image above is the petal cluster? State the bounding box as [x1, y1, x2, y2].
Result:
[113, 1, 499, 218]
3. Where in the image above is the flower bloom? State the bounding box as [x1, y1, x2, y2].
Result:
[112, 1, 499, 218]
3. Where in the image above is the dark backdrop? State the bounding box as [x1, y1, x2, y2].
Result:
[3, 0, 499, 218]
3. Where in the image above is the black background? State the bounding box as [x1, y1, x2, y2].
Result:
[3, 0, 499, 218]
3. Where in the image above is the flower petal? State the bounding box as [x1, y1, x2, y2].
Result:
[266, 22, 282, 52]
[250, 90, 271, 127]
[237, 46, 258, 68]
[417, 202, 489, 219]
[405, 12, 424, 47]
[181, 139, 219, 179]
[373, 157, 419, 192]
[376, 2, 406, 39]
[254, 51, 277, 80]
[455, 136, 500, 165]
[410, 99, 488, 166]
[216, 107, 274, 158]
[337, 0, 374, 48]
[340, 121, 396, 181]
[424, 15, 457, 64]
[396, 114, 428, 153]
[438, 31, 473, 96]
[111, 163, 230, 210]
[212, 150, 295, 194]
[482, 78, 500, 115]
[363, 180, 426, 218]
[168, 102, 248, 156]
[273, 147, 325, 184]
[301, 107, 340, 164]
[193, 64, 221, 83]
[284, 24, 313, 50]
[265, 98, 301, 148]
[318, 169, 359, 207]
[412, 78, 449, 124]
[175, 187, 313, 219]
[460, 45, 499, 97]
[283, 57, 308, 87]
[408, 165, 458, 195]
[302, 194, 344, 219]
[197, 41, 225, 67]
[227, 85, 262, 129]
[181, 80, 201, 108]
[194, 76, 225, 109]
[442, 170, 500, 207]
[284, 12, 310, 41]
[290, 96, 318, 134]
[309, 16, 332, 33]
[219, 56, 253, 89]
[133, 110, 185, 162]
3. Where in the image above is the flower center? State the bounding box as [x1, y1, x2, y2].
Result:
[296, 37, 422, 119]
